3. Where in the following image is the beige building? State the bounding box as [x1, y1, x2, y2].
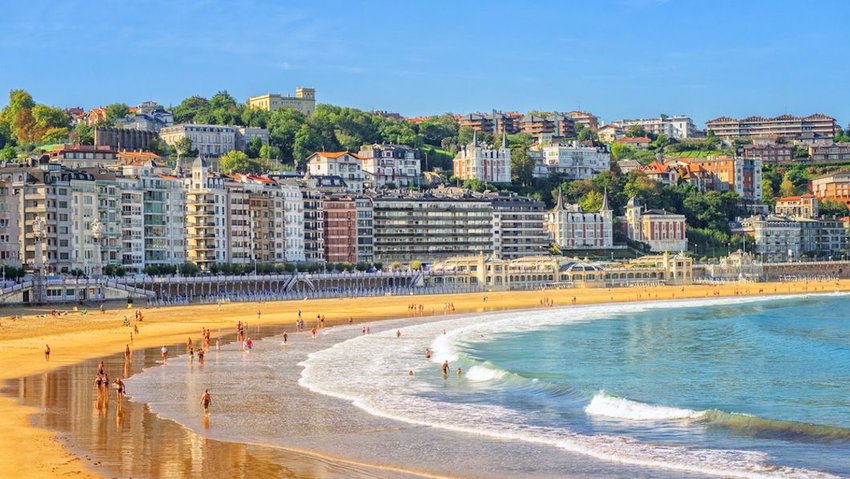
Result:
[453, 132, 511, 183]
[775, 194, 819, 218]
[160, 124, 236, 157]
[430, 252, 692, 290]
[247, 87, 316, 116]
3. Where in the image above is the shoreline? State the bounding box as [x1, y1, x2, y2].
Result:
[0, 280, 844, 479]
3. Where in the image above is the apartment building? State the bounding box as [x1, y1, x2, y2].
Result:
[185, 157, 228, 270]
[625, 197, 688, 252]
[519, 113, 576, 144]
[739, 215, 802, 261]
[246, 87, 316, 116]
[810, 171, 850, 207]
[706, 114, 837, 141]
[0, 161, 82, 273]
[489, 193, 549, 259]
[48, 144, 120, 168]
[566, 111, 599, 131]
[322, 194, 358, 264]
[457, 111, 522, 136]
[280, 183, 305, 262]
[673, 156, 763, 201]
[452, 133, 511, 183]
[0, 180, 21, 267]
[547, 190, 613, 250]
[742, 144, 795, 164]
[534, 142, 611, 180]
[301, 186, 325, 263]
[614, 136, 652, 151]
[612, 114, 697, 139]
[306, 152, 365, 192]
[809, 143, 850, 163]
[355, 196, 374, 264]
[372, 192, 494, 263]
[357, 144, 421, 189]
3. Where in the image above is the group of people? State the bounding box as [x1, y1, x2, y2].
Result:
[94, 360, 126, 402]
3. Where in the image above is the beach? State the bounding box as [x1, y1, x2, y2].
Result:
[0, 280, 844, 479]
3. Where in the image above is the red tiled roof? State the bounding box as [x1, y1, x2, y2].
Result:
[778, 194, 816, 201]
[615, 136, 652, 143]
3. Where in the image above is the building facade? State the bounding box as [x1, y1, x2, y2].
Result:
[306, 152, 365, 192]
[547, 190, 613, 250]
[160, 124, 236, 157]
[706, 114, 837, 141]
[535, 142, 611, 180]
[625, 197, 688, 252]
[810, 171, 850, 207]
[490, 194, 549, 259]
[613, 114, 697, 139]
[246, 88, 316, 116]
[357, 144, 421, 189]
[452, 133, 511, 183]
[742, 144, 795, 164]
[372, 193, 494, 263]
[775, 194, 819, 218]
[809, 143, 850, 163]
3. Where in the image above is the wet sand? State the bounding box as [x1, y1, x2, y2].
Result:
[0, 280, 843, 479]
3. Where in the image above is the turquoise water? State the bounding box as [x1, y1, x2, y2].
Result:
[458, 295, 850, 476]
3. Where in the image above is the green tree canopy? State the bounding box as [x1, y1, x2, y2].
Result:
[219, 150, 255, 174]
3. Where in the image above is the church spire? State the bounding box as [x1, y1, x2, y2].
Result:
[555, 188, 564, 211]
[472, 129, 478, 147]
[600, 187, 611, 212]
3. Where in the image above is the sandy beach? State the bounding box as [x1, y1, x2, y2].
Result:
[0, 279, 844, 479]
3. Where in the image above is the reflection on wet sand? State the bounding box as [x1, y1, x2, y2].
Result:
[4, 332, 412, 479]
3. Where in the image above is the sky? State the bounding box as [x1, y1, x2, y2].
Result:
[1, 0, 848, 127]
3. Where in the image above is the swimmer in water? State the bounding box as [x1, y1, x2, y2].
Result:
[441, 360, 449, 377]
[457, 367, 462, 376]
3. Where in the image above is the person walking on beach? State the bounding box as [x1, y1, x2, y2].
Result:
[396, 330, 402, 338]
[198, 348, 205, 364]
[161, 345, 168, 359]
[215, 338, 221, 351]
[44, 344, 50, 360]
[124, 344, 131, 360]
[282, 331, 288, 344]
[114, 378, 125, 400]
[200, 389, 212, 413]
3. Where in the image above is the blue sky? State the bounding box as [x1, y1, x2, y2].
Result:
[1, 0, 847, 127]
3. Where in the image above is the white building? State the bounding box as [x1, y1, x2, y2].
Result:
[306, 152, 365, 192]
[281, 183, 306, 262]
[357, 144, 421, 189]
[613, 114, 697, 139]
[547, 190, 613, 249]
[625, 197, 688, 252]
[452, 132, 511, 183]
[117, 161, 186, 272]
[739, 215, 802, 262]
[535, 142, 611, 180]
[160, 124, 236, 157]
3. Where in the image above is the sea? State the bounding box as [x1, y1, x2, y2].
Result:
[125, 294, 850, 478]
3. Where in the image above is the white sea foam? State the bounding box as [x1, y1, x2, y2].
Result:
[299, 296, 843, 479]
[585, 391, 705, 421]
[464, 364, 507, 382]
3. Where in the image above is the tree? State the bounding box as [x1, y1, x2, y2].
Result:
[626, 125, 648, 138]
[778, 177, 797, 198]
[0, 90, 35, 141]
[267, 108, 307, 164]
[580, 190, 604, 211]
[417, 114, 458, 146]
[761, 178, 776, 206]
[72, 122, 94, 145]
[246, 136, 264, 158]
[610, 142, 634, 161]
[104, 103, 130, 125]
[219, 150, 253, 174]
[174, 137, 195, 158]
[510, 146, 535, 187]
[820, 199, 849, 217]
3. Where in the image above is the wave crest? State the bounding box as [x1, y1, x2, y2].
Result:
[585, 392, 704, 421]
